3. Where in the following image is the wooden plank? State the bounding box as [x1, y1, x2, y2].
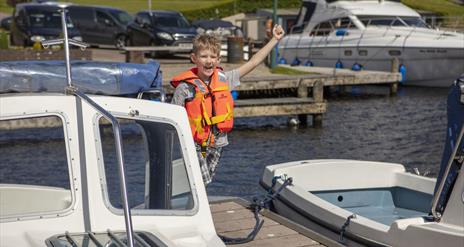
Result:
[232, 234, 320, 247]
[215, 217, 279, 233]
[212, 208, 257, 223]
[235, 97, 316, 106]
[220, 224, 299, 240]
[234, 102, 326, 117]
[210, 201, 246, 213]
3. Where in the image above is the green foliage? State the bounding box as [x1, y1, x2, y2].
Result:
[182, 0, 302, 20]
[401, 0, 464, 16]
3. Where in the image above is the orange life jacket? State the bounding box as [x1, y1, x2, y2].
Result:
[171, 68, 234, 147]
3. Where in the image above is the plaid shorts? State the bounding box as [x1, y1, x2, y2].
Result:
[196, 146, 223, 185]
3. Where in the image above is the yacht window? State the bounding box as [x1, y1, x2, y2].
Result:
[400, 17, 428, 28]
[99, 118, 193, 212]
[359, 50, 368, 56]
[388, 50, 401, 56]
[0, 116, 72, 218]
[335, 17, 354, 29]
[344, 50, 353, 56]
[311, 21, 333, 36]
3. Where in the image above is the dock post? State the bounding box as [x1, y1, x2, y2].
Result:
[312, 80, 324, 128]
[297, 79, 308, 126]
[390, 58, 399, 95]
[125, 50, 144, 64]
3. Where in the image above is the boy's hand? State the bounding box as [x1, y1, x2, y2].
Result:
[273, 24, 285, 41]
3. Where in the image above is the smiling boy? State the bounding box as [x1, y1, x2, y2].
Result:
[171, 25, 285, 185]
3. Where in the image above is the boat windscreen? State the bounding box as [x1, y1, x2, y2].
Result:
[358, 16, 428, 28]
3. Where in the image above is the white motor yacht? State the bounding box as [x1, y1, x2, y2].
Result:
[279, 0, 464, 87]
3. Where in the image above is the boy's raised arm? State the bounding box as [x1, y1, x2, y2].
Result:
[237, 24, 285, 78]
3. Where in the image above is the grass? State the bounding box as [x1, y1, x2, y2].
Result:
[271, 66, 317, 75]
[402, 0, 464, 16]
[0, 0, 234, 14]
[1, 0, 463, 18]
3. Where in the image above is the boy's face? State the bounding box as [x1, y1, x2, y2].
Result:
[191, 48, 220, 81]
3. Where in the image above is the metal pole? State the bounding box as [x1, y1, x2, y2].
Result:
[59, 9, 72, 87]
[148, 0, 152, 12]
[271, 0, 278, 68]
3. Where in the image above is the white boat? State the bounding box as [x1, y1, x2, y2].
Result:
[261, 77, 464, 246]
[0, 7, 225, 246]
[279, 0, 464, 87]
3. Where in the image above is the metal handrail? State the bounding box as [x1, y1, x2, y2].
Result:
[430, 124, 464, 221]
[41, 6, 135, 247]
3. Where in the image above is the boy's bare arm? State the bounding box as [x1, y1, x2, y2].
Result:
[237, 24, 285, 78]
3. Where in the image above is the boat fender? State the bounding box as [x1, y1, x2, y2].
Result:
[291, 57, 301, 66]
[336, 29, 348, 37]
[231, 90, 238, 100]
[399, 64, 406, 83]
[339, 214, 357, 243]
[351, 63, 363, 71]
[279, 57, 287, 64]
[335, 60, 343, 69]
[304, 60, 313, 67]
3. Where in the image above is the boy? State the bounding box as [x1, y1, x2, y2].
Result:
[171, 24, 285, 185]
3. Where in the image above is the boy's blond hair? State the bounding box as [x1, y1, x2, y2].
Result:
[192, 33, 221, 56]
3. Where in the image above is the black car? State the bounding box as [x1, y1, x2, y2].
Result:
[67, 5, 133, 48]
[1, 16, 12, 31]
[127, 10, 197, 54]
[10, 2, 81, 47]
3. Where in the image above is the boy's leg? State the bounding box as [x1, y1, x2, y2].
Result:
[206, 147, 223, 180]
[196, 146, 213, 185]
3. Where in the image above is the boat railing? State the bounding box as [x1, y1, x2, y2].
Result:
[41, 6, 135, 247]
[422, 15, 464, 33]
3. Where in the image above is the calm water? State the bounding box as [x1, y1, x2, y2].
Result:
[208, 86, 449, 200]
[0, 86, 450, 201]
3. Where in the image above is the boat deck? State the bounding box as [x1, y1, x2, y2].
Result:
[210, 198, 342, 247]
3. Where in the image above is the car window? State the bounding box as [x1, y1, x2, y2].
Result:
[68, 7, 94, 24]
[96, 10, 114, 26]
[107, 9, 133, 26]
[136, 13, 152, 26]
[155, 14, 190, 28]
[26, 7, 74, 28]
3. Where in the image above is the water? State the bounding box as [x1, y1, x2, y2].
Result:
[208, 86, 448, 200]
[0, 86, 450, 202]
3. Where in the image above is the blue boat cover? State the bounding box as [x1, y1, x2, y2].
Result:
[433, 73, 464, 213]
[0, 60, 162, 95]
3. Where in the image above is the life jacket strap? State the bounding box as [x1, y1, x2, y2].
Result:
[210, 103, 233, 124]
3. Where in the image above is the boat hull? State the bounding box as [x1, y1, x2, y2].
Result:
[279, 45, 464, 87]
[261, 159, 464, 247]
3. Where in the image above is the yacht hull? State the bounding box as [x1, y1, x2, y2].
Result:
[279, 45, 464, 87]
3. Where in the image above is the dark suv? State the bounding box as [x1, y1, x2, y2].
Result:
[67, 5, 133, 48]
[127, 10, 197, 53]
[10, 2, 81, 47]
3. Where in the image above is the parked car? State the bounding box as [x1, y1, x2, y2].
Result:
[1, 16, 12, 31]
[10, 2, 81, 47]
[67, 5, 133, 48]
[192, 19, 243, 40]
[127, 10, 197, 56]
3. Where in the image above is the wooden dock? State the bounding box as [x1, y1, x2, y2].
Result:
[210, 198, 343, 247]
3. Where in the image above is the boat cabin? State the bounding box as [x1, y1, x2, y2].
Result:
[0, 61, 225, 247]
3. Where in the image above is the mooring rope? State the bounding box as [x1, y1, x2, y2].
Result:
[218, 176, 293, 245]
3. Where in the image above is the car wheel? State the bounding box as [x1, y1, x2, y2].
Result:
[115, 35, 127, 49]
